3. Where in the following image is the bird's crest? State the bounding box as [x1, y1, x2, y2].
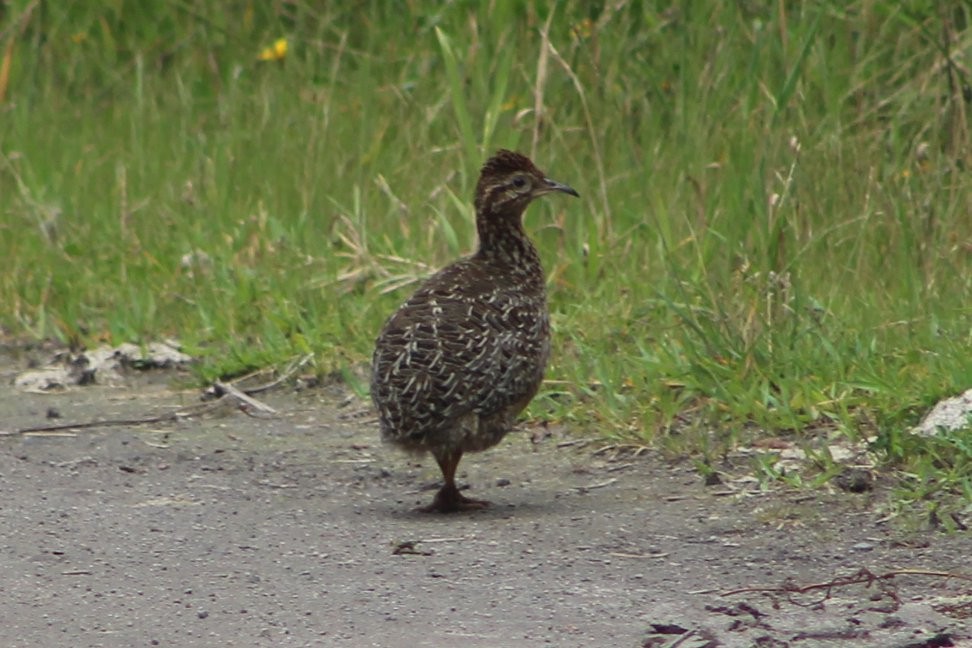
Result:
[479, 149, 541, 180]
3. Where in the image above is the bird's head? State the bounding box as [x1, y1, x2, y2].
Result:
[474, 150, 579, 216]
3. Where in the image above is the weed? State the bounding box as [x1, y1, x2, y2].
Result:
[1, 2, 970, 506]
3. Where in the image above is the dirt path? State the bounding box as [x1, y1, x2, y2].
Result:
[1, 368, 969, 647]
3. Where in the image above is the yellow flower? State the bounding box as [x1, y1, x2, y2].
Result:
[258, 38, 288, 62]
[571, 18, 593, 40]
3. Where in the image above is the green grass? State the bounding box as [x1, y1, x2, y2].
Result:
[2, 1, 970, 514]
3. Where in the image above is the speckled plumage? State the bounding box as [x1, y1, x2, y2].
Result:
[371, 150, 578, 512]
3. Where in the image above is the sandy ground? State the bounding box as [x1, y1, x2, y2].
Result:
[0, 360, 970, 648]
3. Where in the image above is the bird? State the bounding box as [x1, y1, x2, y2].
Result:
[371, 150, 579, 513]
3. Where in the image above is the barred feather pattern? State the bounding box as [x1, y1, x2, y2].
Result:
[371, 245, 549, 454]
[371, 150, 572, 459]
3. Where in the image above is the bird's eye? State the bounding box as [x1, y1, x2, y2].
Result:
[512, 176, 528, 189]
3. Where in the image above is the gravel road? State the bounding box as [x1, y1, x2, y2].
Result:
[1, 366, 969, 647]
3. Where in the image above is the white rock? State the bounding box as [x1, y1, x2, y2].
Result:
[913, 388, 972, 436]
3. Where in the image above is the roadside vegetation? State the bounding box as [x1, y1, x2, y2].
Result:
[2, 1, 970, 519]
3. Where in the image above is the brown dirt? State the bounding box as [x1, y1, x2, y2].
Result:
[1, 359, 969, 647]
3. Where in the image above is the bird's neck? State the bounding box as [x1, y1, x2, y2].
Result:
[474, 208, 543, 274]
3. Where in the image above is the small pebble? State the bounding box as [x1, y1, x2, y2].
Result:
[851, 542, 874, 552]
[495, 478, 511, 487]
[197, 610, 209, 619]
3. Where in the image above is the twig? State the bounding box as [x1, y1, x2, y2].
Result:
[211, 381, 277, 415]
[592, 443, 651, 457]
[5, 377, 255, 436]
[5, 410, 187, 435]
[392, 541, 433, 556]
[722, 567, 972, 599]
[670, 630, 702, 648]
[575, 477, 618, 492]
[609, 551, 669, 559]
[4, 354, 313, 435]
[240, 353, 313, 395]
[556, 438, 591, 448]
[22, 431, 77, 438]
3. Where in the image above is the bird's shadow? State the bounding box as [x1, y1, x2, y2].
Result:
[373, 490, 576, 522]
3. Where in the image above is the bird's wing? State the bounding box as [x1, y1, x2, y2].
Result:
[371, 275, 548, 435]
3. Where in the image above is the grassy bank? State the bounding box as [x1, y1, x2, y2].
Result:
[2, 2, 970, 513]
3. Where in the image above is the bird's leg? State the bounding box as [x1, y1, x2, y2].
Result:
[419, 450, 490, 513]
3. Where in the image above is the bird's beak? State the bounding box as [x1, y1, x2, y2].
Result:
[540, 177, 580, 198]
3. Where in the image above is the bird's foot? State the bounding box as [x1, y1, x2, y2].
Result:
[419, 485, 491, 513]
